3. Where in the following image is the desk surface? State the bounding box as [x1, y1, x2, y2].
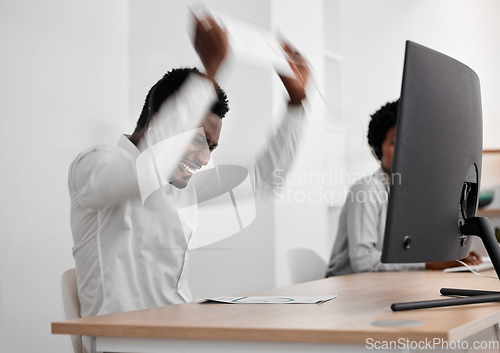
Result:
[52, 270, 500, 345]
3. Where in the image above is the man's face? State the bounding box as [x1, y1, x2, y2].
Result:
[381, 126, 396, 172]
[169, 113, 222, 189]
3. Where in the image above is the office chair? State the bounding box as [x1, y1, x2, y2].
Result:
[287, 248, 327, 284]
[61, 268, 83, 353]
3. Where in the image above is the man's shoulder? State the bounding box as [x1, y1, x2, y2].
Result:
[350, 171, 382, 189]
[72, 135, 136, 162]
[71, 144, 122, 164]
[78, 143, 118, 155]
[69, 142, 132, 179]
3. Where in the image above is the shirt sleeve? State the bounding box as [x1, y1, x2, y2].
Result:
[69, 145, 140, 209]
[345, 181, 425, 272]
[249, 105, 307, 194]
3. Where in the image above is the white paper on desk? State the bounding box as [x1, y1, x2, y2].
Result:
[196, 295, 336, 304]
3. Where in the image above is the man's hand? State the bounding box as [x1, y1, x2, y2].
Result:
[279, 42, 310, 105]
[425, 251, 482, 270]
[194, 15, 229, 82]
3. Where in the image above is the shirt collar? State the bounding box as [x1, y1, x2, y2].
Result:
[117, 134, 141, 159]
[375, 167, 390, 191]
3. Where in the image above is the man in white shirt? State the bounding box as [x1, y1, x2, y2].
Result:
[69, 14, 310, 353]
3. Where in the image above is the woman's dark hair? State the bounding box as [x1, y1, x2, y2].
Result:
[134, 67, 229, 133]
[367, 100, 398, 160]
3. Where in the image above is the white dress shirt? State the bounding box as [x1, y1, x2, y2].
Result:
[68, 73, 306, 353]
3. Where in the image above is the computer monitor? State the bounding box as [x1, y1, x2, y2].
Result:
[381, 41, 500, 311]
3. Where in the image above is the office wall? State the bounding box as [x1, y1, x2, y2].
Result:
[271, 0, 333, 286]
[0, 1, 128, 352]
[339, 0, 500, 177]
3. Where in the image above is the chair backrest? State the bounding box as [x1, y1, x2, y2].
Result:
[287, 248, 327, 284]
[61, 268, 83, 353]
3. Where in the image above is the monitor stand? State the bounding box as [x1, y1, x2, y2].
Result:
[391, 216, 500, 311]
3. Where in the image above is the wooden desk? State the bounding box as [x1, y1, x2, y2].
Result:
[52, 271, 500, 352]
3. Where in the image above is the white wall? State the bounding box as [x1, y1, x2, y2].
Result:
[271, 0, 333, 286]
[340, 0, 500, 178]
[0, 1, 128, 352]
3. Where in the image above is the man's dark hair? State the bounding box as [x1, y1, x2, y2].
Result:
[367, 99, 399, 160]
[135, 67, 229, 133]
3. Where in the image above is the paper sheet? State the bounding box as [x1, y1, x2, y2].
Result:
[196, 295, 336, 304]
[189, 5, 295, 77]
